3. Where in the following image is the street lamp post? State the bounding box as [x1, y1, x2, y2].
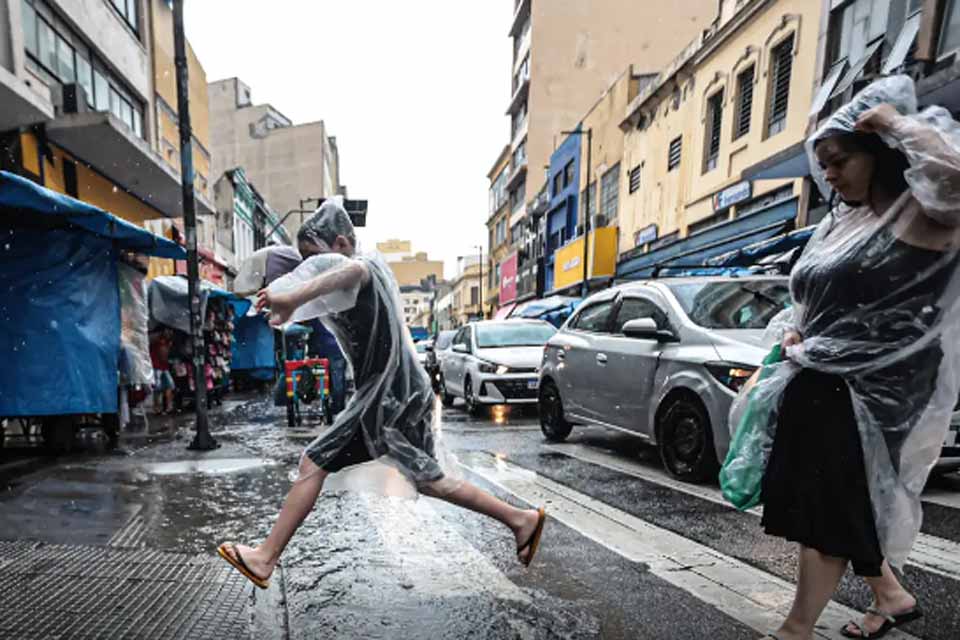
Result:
[173, 0, 216, 450]
[560, 128, 593, 299]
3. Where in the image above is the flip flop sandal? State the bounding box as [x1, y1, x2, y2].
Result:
[841, 605, 923, 638]
[516, 507, 547, 567]
[217, 543, 270, 590]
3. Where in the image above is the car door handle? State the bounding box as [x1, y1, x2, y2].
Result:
[596, 353, 608, 364]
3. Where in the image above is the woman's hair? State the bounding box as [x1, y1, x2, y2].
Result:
[814, 132, 910, 203]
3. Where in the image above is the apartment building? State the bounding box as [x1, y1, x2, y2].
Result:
[616, 0, 825, 280]
[0, 0, 212, 227]
[485, 145, 512, 315]
[208, 77, 343, 238]
[376, 239, 445, 288]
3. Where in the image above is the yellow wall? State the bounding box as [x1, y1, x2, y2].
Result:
[377, 239, 413, 254]
[389, 257, 444, 288]
[553, 227, 618, 290]
[618, 0, 821, 254]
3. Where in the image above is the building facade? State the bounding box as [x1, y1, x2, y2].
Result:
[450, 255, 483, 327]
[377, 239, 445, 288]
[208, 77, 343, 238]
[400, 285, 435, 329]
[616, 0, 825, 280]
[1, 0, 212, 229]
[485, 145, 511, 315]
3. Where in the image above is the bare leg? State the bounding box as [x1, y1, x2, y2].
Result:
[772, 545, 847, 640]
[224, 456, 328, 580]
[425, 480, 542, 562]
[842, 561, 917, 637]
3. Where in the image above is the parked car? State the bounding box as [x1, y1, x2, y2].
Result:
[539, 276, 789, 481]
[439, 320, 557, 415]
[426, 330, 456, 391]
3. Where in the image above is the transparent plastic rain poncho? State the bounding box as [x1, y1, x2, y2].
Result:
[117, 263, 153, 386]
[722, 76, 960, 568]
[265, 202, 459, 494]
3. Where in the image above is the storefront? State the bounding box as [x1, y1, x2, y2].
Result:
[494, 252, 519, 319]
[552, 226, 618, 295]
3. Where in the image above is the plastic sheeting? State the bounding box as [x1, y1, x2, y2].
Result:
[148, 276, 252, 333]
[118, 263, 153, 386]
[266, 254, 362, 323]
[233, 246, 302, 296]
[723, 76, 960, 568]
[0, 228, 120, 415]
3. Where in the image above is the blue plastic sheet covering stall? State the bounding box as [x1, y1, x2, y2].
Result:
[707, 226, 816, 267]
[510, 295, 582, 327]
[0, 171, 185, 417]
[231, 313, 275, 380]
[148, 276, 252, 333]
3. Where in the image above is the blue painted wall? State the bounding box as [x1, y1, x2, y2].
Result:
[544, 131, 581, 293]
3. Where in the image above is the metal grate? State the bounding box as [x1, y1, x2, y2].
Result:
[767, 34, 794, 137]
[734, 65, 754, 140]
[667, 136, 682, 171]
[0, 541, 251, 639]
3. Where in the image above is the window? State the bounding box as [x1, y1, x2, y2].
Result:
[110, 0, 139, 34]
[563, 160, 575, 188]
[941, 0, 960, 56]
[703, 90, 724, 172]
[22, 1, 37, 56]
[93, 70, 109, 112]
[733, 66, 754, 140]
[614, 297, 668, 333]
[552, 172, 563, 197]
[512, 140, 527, 169]
[37, 16, 55, 71]
[767, 34, 794, 137]
[572, 301, 614, 333]
[510, 182, 525, 212]
[76, 53, 92, 106]
[55, 33, 74, 82]
[667, 136, 682, 171]
[600, 163, 620, 223]
[470, 287, 479, 306]
[667, 281, 792, 330]
[580, 181, 596, 224]
[688, 211, 728, 235]
[628, 165, 642, 194]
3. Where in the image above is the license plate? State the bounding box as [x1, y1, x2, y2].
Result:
[527, 380, 539, 390]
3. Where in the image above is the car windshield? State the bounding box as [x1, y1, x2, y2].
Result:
[435, 331, 456, 350]
[667, 280, 792, 330]
[475, 323, 556, 348]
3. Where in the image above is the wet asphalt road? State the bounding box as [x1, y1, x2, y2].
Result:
[2, 396, 960, 639]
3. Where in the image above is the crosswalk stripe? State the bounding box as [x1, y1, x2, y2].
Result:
[459, 450, 920, 640]
[548, 442, 960, 583]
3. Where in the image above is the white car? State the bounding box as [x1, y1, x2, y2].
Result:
[439, 320, 557, 415]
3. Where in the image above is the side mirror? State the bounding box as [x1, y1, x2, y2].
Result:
[425, 345, 435, 353]
[452, 343, 469, 354]
[623, 317, 679, 342]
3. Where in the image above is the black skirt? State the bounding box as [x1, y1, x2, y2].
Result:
[760, 369, 883, 576]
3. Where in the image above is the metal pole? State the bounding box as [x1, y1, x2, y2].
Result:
[582, 129, 592, 299]
[174, 0, 216, 451]
[478, 245, 483, 320]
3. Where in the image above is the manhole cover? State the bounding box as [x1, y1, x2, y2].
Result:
[140, 458, 274, 476]
[0, 541, 251, 639]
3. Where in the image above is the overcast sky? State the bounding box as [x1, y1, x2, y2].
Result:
[184, 1, 512, 279]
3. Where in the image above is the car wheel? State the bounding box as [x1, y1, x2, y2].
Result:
[440, 375, 455, 408]
[657, 394, 717, 483]
[539, 380, 573, 442]
[463, 377, 483, 417]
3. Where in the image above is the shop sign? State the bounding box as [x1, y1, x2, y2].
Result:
[713, 181, 752, 211]
[634, 224, 658, 246]
[499, 252, 519, 303]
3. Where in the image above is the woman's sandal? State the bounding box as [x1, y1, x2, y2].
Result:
[217, 543, 270, 590]
[516, 507, 547, 567]
[840, 605, 923, 638]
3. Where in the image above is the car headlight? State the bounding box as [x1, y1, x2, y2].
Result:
[496, 365, 510, 375]
[477, 361, 498, 374]
[705, 362, 757, 392]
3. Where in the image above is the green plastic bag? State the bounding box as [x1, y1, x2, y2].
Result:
[719, 344, 784, 511]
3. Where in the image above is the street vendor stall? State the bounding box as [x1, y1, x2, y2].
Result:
[0, 171, 185, 451]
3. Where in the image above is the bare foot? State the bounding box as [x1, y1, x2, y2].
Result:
[221, 543, 276, 581]
[513, 509, 542, 564]
[842, 592, 917, 637]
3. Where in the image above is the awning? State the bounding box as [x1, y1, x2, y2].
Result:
[0, 170, 185, 258]
[494, 303, 516, 320]
[707, 225, 816, 267]
[46, 112, 214, 219]
[617, 197, 798, 280]
[511, 295, 581, 319]
[742, 140, 809, 181]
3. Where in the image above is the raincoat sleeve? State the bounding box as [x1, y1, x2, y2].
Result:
[266, 253, 363, 323]
[883, 107, 960, 226]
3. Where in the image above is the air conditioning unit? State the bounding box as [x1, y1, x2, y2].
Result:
[61, 84, 91, 115]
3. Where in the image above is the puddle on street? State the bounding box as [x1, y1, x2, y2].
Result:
[140, 457, 276, 476]
[320, 460, 418, 499]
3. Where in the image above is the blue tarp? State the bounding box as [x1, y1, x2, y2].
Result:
[707, 226, 815, 267]
[0, 228, 120, 415]
[231, 314, 275, 380]
[0, 171, 186, 259]
[511, 295, 581, 319]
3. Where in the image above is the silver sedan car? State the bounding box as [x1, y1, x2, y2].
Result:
[538, 276, 789, 482]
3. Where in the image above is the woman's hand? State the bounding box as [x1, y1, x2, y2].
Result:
[256, 288, 298, 327]
[781, 330, 802, 351]
[855, 103, 902, 135]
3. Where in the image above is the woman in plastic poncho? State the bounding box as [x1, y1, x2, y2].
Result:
[217, 202, 547, 590]
[758, 77, 960, 639]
